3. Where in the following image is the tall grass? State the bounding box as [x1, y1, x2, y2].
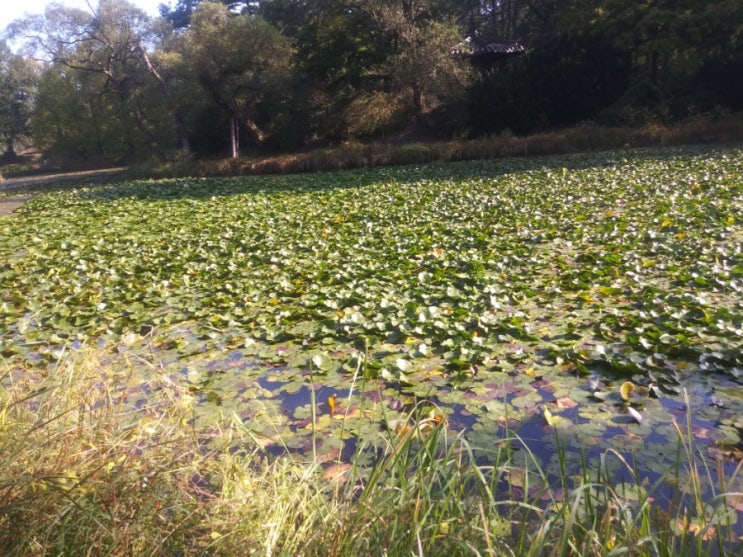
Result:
[1, 346, 741, 555]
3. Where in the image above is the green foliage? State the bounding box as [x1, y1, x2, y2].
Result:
[468, 32, 632, 134]
[12, 0, 178, 162]
[560, 0, 743, 121]
[0, 42, 38, 161]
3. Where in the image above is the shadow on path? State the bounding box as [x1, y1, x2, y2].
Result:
[0, 167, 127, 217]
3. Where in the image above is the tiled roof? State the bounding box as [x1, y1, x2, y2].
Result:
[451, 35, 525, 60]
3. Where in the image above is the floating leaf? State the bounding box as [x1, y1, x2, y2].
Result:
[395, 358, 413, 373]
[543, 407, 558, 426]
[627, 407, 643, 423]
[555, 396, 578, 409]
[311, 353, 333, 372]
[380, 368, 395, 382]
[620, 381, 635, 402]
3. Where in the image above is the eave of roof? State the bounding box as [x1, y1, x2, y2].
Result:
[451, 36, 525, 60]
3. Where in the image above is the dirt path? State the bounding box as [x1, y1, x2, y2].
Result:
[0, 195, 35, 217]
[0, 167, 126, 218]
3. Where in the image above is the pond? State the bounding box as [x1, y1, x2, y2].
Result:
[1, 145, 742, 539]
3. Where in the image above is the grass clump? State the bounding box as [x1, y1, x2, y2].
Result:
[2, 346, 741, 555]
[0, 348, 332, 555]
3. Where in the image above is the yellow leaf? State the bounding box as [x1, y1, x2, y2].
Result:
[620, 381, 635, 401]
[543, 407, 558, 426]
[327, 394, 336, 415]
[661, 219, 672, 228]
[210, 531, 222, 540]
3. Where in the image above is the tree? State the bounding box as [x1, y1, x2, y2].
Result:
[556, 0, 743, 119]
[182, 2, 294, 157]
[0, 42, 38, 163]
[697, 0, 743, 111]
[10, 0, 186, 160]
[32, 63, 139, 161]
[259, 0, 392, 140]
[356, 0, 471, 117]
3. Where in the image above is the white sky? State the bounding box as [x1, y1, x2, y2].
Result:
[0, 0, 171, 32]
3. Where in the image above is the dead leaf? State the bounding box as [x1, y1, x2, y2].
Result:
[543, 407, 558, 426]
[323, 463, 351, 484]
[555, 396, 578, 409]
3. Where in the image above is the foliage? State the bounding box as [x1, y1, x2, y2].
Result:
[0, 42, 38, 161]
[10, 0, 181, 161]
[6, 1, 743, 159]
[128, 113, 743, 178]
[560, 0, 743, 120]
[468, 32, 632, 134]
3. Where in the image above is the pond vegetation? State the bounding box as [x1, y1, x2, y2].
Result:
[1, 145, 742, 554]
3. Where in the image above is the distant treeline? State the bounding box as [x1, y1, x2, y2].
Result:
[1, 0, 741, 163]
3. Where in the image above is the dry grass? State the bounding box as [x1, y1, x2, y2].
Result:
[135, 112, 743, 179]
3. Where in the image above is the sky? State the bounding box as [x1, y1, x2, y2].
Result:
[0, 0, 170, 32]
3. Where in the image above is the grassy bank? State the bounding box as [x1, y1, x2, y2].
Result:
[2, 346, 740, 556]
[3, 113, 742, 186]
[139, 112, 743, 179]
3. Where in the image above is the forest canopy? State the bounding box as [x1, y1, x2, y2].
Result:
[1, 0, 741, 162]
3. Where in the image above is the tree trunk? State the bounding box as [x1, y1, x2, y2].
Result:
[412, 81, 425, 114]
[0, 139, 20, 164]
[230, 116, 240, 159]
[244, 117, 265, 145]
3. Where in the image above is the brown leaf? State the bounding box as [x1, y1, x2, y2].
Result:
[323, 463, 351, 484]
[555, 396, 578, 409]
